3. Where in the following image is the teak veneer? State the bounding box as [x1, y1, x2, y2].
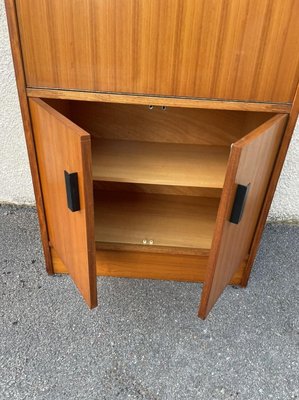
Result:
[51, 249, 246, 286]
[92, 140, 230, 188]
[15, 0, 299, 102]
[5, 0, 299, 319]
[93, 190, 219, 253]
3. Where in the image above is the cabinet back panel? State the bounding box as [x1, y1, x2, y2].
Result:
[42, 99, 275, 146]
[16, 0, 299, 103]
[70, 102, 245, 145]
[69, 101, 273, 146]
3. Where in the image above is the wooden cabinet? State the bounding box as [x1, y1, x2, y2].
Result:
[5, 0, 299, 319]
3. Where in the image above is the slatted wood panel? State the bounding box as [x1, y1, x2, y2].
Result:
[199, 114, 288, 319]
[16, 0, 299, 103]
[29, 98, 97, 308]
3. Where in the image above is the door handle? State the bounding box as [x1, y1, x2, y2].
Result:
[64, 171, 80, 212]
[229, 184, 250, 224]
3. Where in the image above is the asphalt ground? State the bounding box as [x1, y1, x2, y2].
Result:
[0, 204, 298, 400]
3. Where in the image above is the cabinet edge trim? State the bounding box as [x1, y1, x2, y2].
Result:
[26, 88, 291, 113]
[5, 0, 53, 274]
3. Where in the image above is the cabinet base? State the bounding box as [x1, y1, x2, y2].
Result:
[51, 249, 246, 285]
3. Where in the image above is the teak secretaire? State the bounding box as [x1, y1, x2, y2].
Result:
[5, 0, 299, 319]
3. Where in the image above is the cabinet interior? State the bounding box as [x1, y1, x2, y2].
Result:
[43, 99, 274, 254]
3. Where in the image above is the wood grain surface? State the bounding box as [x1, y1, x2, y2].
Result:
[199, 114, 287, 319]
[27, 89, 292, 113]
[70, 102, 271, 145]
[242, 86, 299, 286]
[93, 190, 219, 252]
[52, 249, 246, 286]
[93, 181, 222, 199]
[29, 98, 97, 308]
[92, 139, 230, 188]
[5, 0, 299, 317]
[17, 0, 299, 103]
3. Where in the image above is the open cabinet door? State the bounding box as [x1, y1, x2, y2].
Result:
[29, 98, 97, 308]
[199, 114, 288, 319]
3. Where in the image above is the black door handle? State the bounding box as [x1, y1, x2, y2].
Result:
[64, 171, 80, 212]
[229, 184, 250, 224]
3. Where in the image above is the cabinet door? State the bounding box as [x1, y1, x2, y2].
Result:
[29, 98, 97, 308]
[199, 114, 288, 319]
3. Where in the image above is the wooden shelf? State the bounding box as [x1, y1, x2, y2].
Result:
[92, 139, 230, 188]
[94, 190, 219, 253]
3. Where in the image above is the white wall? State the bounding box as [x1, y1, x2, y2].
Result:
[0, 1, 34, 204]
[0, 2, 298, 220]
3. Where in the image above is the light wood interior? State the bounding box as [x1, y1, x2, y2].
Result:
[45, 99, 273, 145]
[42, 98, 277, 257]
[44, 99, 274, 192]
[94, 189, 219, 255]
[69, 102, 273, 145]
[93, 181, 222, 198]
[92, 139, 230, 188]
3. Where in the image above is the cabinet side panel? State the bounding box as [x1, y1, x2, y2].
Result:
[16, 0, 299, 103]
[242, 86, 299, 286]
[4, 0, 53, 274]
